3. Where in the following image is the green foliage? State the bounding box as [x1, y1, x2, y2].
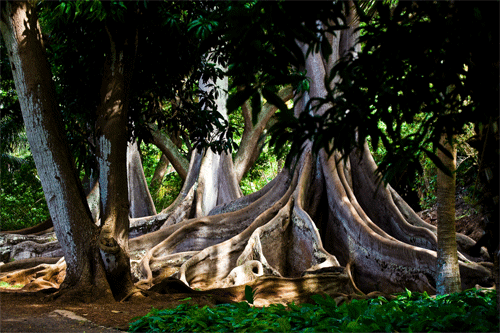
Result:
[0, 153, 49, 231]
[140, 143, 183, 211]
[368, 120, 479, 210]
[0, 281, 24, 289]
[129, 289, 498, 332]
[273, 1, 498, 185]
[150, 173, 183, 212]
[244, 285, 255, 305]
[240, 147, 281, 196]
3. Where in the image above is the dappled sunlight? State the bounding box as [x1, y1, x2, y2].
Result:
[1, 0, 495, 309]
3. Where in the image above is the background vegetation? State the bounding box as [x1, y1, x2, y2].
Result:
[0, 120, 480, 230]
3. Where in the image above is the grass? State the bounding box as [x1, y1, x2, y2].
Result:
[0, 281, 24, 289]
[129, 288, 498, 332]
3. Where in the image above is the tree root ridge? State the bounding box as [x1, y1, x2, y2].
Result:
[0, 232, 61, 262]
[142, 273, 354, 307]
[1, 149, 493, 300]
[129, 149, 492, 297]
[0, 257, 66, 292]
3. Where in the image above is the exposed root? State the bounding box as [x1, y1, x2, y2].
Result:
[345, 260, 365, 295]
[389, 186, 489, 260]
[0, 257, 61, 273]
[0, 218, 53, 235]
[177, 169, 298, 289]
[0, 257, 66, 291]
[119, 287, 148, 303]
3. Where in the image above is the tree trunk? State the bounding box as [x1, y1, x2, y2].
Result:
[149, 127, 189, 181]
[195, 56, 242, 217]
[125, 12, 491, 297]
[1, 3, 492, 304]
[0, 1, 112, 300]
[127, 140, 157, 218]
[436, 134, 461, 294]
[95, 20, 138, 300]
[151, 153, 172, 187]
[233, 86, 293, 182]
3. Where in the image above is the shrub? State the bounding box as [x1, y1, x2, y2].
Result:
[129, 288, 498, 332]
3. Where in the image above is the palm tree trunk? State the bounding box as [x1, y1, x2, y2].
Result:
[436, 134, 461, 294]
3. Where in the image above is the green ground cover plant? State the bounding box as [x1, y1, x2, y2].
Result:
[129, 288, 498, 332]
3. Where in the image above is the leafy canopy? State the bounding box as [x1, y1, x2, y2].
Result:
[271, 1, 499, 184]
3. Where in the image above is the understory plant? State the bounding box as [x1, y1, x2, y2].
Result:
[129, 288, 498, 332]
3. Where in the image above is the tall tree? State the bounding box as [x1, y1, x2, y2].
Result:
[436, 134, 461, 294]
[0, 1, 493, 304]
[0, 1, 113, 300]
[94, 6, 139, 300]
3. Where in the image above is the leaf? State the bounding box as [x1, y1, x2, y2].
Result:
[227, 88, 256, 113]
[245, 285, 255, 305]
[321, 34, 333, 63]
[423, 149, 452, 177]
[262, 86, 289, 114]
[405, 288, 412, 299]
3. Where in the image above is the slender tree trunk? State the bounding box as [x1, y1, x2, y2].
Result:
[0, 1, 112, 299]
[151, 153, 172, 187]
[95, 20, 138, 300]
[233, 86, 293, 182]
[436, 134, 461, 294]
[150, 127, 189, 180]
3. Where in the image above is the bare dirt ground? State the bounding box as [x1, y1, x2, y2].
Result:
[0, 198, 488, 333]
[418, 196, 485, 242]
[1, 289, 221, 332]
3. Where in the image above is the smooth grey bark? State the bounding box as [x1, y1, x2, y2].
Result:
[233, 86, 293, 182]
[195, 57, 242, 217]
[151, 153, 172, 187]
[127, 140, 157, 218]
[0, 1, 107, 294]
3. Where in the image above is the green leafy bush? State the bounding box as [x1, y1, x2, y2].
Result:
[150, 172, 183, 211]
[0, 154, 49, 231]
[369, 120, 479, 211]
[129, 288, 498, 332]
[140, 142, 184, 211]
[239, 146, 281, 196]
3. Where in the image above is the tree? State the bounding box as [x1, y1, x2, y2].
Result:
[0, 1, 493, 305]
[0, 1, 113, 300]
[436, 134, 461, 294]
[270, 0, 497, 294]
[94, 5, 139, 300]
[127, 140, 157, 218]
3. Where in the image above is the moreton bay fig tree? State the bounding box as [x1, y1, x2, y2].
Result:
[0, 1, 493, 304]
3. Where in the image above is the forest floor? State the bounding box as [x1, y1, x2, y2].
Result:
[0, 290, 220, 332]
[417, 195, 486, 241]
[0, 197, 487, 332]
